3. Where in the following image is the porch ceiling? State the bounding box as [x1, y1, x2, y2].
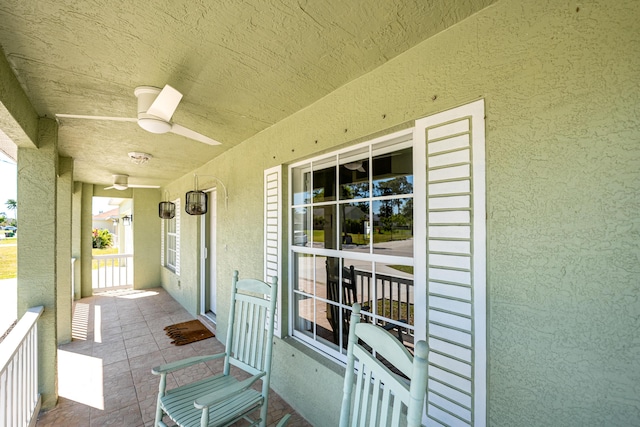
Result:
[0, 0, 494, 187]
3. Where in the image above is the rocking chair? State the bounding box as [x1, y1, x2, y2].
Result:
[340, 303, 429, 427]
[152, 270, 278, 427]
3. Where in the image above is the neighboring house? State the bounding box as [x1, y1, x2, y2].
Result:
[91, 207, 119, 235]
[0, 2, 638, 427]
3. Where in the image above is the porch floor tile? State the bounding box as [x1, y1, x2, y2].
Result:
[36, 287, 311, 427]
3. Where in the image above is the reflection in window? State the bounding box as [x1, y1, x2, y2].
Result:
[313, 205, 336, 249]
[339, 202, 370, 252]
[372, 147, 413, 197]
[290, 137, 415, 358]
[372, 198, 413, 257]
[340, 159, 369, 200]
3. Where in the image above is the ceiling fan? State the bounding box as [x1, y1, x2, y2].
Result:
[57, 84, 221, 146]
[105, 174, 160, 191]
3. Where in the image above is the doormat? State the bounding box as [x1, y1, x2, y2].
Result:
[164, 320, 215, 346]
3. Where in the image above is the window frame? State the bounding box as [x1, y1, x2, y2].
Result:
[164, 198, 180, 274]
[288, 128, 417, 362]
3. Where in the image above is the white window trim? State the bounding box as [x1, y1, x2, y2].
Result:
[288, 127, 415, 363]
[163, 198, 180, 275]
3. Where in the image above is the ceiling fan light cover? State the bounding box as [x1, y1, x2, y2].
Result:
[185, 191, 208, 215]
[158, 201, 176, 219]
[138, 117, 172, 134]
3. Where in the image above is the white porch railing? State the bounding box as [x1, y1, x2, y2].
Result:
[92, 254, 133, 289]
[0, 306, 43, 427]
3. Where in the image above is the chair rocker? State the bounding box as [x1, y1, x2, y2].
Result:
[152, 270, 278, 427]
[340, 303, 429, 427]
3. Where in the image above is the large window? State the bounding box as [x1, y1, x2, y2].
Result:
[290, 131, 415, 360]
[284, 100, 486, 424]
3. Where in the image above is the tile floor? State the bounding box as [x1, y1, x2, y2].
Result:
[35, 287, 311, 427]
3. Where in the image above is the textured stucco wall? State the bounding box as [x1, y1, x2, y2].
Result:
[56, 156, 73, 344]
[161, 175, 202, 315]
[132, 188, 162, 289]
[80, 183, 93, 298]
[163, 1, 639, 425]
[17, 118, 59, 410]
[71, 182, 82, 300]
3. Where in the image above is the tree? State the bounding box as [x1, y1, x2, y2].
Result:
[5, 199, 16, 213]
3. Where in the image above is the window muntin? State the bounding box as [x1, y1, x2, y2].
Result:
[289, 133, 415, 360]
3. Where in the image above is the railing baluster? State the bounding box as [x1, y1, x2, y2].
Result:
[91, 254, 134, 289]
[0, 306, 43, 427]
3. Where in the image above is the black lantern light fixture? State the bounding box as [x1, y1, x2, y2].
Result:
[185, 174, 208, 215]
[122, 215, 133, 226]
[158, 191, 176, 219]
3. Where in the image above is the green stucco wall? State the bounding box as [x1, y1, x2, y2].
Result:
[17, 118, 59, 410]
[56, 156, 73, 344]
[162, 1, 639, 425]
[132, 188, 162, 289]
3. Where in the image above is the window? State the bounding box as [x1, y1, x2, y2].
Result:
[164, 198, 180, 274]
[285, 100, 487, 425]
[289, 131, 415, 360]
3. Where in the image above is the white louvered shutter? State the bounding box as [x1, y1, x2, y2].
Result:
[264, 165, 283, 338]
[414, 99, 487, 427]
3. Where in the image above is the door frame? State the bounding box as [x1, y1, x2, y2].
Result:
[200, 187, 217, 321]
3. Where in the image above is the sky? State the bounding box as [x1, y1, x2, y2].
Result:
[0, 151, 16, 219]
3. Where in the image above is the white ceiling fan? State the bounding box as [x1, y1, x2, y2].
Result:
[57, 84, 221, 146]
[105, 174, 160, 191]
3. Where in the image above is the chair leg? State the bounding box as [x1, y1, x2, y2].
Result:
[155, 373, 167, 427]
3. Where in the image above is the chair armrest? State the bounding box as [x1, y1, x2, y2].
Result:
[194, 372, 266, 409]
[152, 353, 226, 375]
[275, 414, 291, 427]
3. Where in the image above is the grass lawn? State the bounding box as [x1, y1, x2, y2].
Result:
[0, 238, 17, 279]
[0, 241, 120, 277]
[92, 247, 121, 269]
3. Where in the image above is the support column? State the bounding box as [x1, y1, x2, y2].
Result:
[80, 183, 93, 298]
[71, 181, 82, 300]
[17, 118, 59, 410]
[57, 157, 73, 344]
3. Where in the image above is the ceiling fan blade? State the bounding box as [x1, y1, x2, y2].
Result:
[170, 123, 222, 146]
[128, 184, 161, 189]
[146, 85, 183, 121]
[104, 185, 116, 190]
[56, 114, 137, 122]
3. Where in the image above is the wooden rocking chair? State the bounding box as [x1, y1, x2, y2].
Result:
[152, 270, 278, 427]
[339, 303, 429, 427]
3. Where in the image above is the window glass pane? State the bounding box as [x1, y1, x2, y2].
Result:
[373, 262, 415, 351]
[343, 258, 373, 315]
[313, 205, 337, 249]
[292, 207, 310, 247]
[339, 201, 370, 252]
[372, 147, 413, 197]
[294, 292, 314, 340]
[372, 198, 413, 257]
[316, 256, 339, 350]
[292, 165, 311, 205]
[313, 160, 336, 203]
[294, 253, 314, 293]
[339, 148, 369, 200]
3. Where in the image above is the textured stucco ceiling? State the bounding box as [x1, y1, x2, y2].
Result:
[0, 0, 494, 187]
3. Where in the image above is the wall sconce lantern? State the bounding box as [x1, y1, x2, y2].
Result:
[185, 175, 208, 215]
[158, 191, 176, 219]
[122, 215, 133, 226]
[112, 218, 119, 226]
